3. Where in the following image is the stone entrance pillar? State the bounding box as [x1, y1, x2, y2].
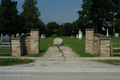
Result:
[30, 29, 40, 54]
[85, 29, 94, 54]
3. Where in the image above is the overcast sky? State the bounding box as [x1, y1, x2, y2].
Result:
[2, 0, 83, 24]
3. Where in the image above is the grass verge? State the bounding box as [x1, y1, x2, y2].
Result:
[97, 60, 120, 66]
[0, 58, 34, 66]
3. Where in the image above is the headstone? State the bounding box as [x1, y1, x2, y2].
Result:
[54, 38, 63, 45]
[16, 33, 19, 37]
[71, 36, 73, 38]
[2, 36, 10, 42]
[0, 36, 10, 48]
[78, 29, 82, 39]
[41, 34, 46, 39]
[41, 34, 44, 38]
[106, 28, 109, 37]
[1, 34, 3, 42]
[43, 35, 46, 38]
[21, 33, 24, 35]
[115, 33, 119, 37]
[76, 34, 79, 38]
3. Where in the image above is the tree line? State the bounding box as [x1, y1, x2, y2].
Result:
[78, 0, 120, 35]
[0, 0, 120, 36]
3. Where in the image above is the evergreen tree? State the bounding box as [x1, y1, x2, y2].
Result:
[78, 0, 117, 33]
[0, 0, 18, 34]
[21, 0, 41, 32]
[46, 22, 59, 36]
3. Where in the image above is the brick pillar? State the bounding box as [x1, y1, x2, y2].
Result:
[100, 38, 110, 57]
[94, 36, 100, 55]
[30, 29, 40, 54]
[85, 29, 94, 54]
[11, 38, 21, 56]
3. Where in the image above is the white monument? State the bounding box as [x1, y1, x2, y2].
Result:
[1, 34, 3, 42]
[106, 28, 109, 37]
[78, 29, 82, 39]
[41, 34, 46, 39]
[16, 33, 19, 37]
[71, 36, 73, 38]
[21, 33, 24, 35]
[115, 33, 119, 37]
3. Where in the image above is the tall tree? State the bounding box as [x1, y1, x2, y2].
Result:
[21, 0, 41, 32]
[45, 22, 59, 36]
[78, 0, 116, 33]
[0, 0, 18, 34]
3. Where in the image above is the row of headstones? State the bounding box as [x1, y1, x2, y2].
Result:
[0, 33, 25, 42]
[106, 28, 119, 37]
[40, 34, 46, 39]
[75, 29, 119, 39]
[71, 29, 83, 39]
[0, 33, 46, 42]
[0, 34, 10, 42]
[11, 33, 25, 38]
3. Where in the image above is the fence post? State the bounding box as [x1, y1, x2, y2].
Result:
[111, 41, 113, 57]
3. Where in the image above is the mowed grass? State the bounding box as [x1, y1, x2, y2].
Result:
[0, 50, 11, 53]
[0, 58, 34, 66]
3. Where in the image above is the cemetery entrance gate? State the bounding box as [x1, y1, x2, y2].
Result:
[0, 35, 12, 55]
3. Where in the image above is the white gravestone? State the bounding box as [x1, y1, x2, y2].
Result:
[115, 33, 119, 37]
[41, 34, 46, 39]
[106, 28, 109, 37]
[76, 34, 79, 38]
[1, 34, 3, 42]
[78, 29, 82, 39]
[21, 33, 24, 35]
[16, 33, 19, 37]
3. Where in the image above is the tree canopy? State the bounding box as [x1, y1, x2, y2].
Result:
[21, 0, 41, 32]
[0, 0, 18, 34]
[78, 0, 120, 33]
[0, 0, 120, 36]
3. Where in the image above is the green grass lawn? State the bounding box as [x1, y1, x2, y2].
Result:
[0, 58, 34, 66]
[0, 50, 11, 53]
